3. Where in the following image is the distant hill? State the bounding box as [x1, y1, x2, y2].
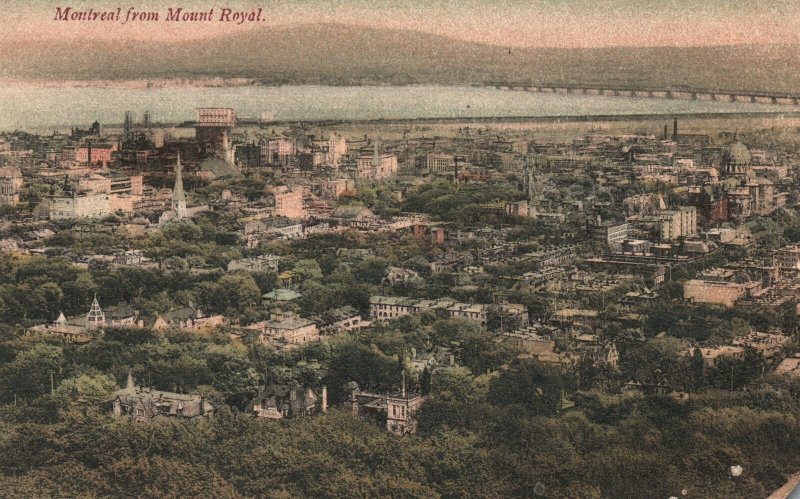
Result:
[2, 23, 799, 93]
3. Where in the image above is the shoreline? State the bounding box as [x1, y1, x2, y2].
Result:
[17, 111, 800, 134]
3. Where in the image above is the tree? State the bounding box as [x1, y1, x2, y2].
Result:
[0, 344, 64, 402]
[488, 359, 562, 416]
[420, 367, 431, 395]
[52, 373, 117, 408]
[293, 259, 323, 281]
[691, 346, 705, 391]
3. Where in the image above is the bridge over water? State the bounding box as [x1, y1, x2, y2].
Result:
[487, 83, 800, 106]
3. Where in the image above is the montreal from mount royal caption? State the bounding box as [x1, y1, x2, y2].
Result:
[53, 7, 266, 24]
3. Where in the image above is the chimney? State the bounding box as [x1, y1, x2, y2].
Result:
[410, 347, 417, 360]
[87, 141, 92, 166]
[664, 124, 668, 140]
[401, 371, 406, 398]
[321, 385, 327, 414]
[673, 118, 678, 140]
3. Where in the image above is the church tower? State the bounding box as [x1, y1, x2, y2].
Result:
[171, 152, 187, 220]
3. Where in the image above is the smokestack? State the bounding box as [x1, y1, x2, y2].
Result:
[87, 141, 92, 166]
[401, 371, 406, 398]
[664, 124, 668, 140]
[673, 118, 678, 140]
[321, 385, 327, 413]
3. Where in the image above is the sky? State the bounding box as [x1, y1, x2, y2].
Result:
[5, 0, 800, 47]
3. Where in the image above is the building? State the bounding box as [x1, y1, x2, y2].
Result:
[654, 206, 697, 241]
[357, 140, 397, 179]
[196, 108, 235, 152]
[111, 372, 214, 422]
[596, 221, 631, 245]
[309, 306, 362, 335]
[49, 191, 111, 220]
[320, 178, 355, 199]
[369, 295, 528, 328]
[227, 254, 280, 273]
[350, 384, 425, 435]
[426, 153, 455, 171]
[274, 186, 305, 219]
[249, 316, 320, 350]
[249, 385, 326, 419]
[26, 296, 107, 343]
[151, 305, 225, 332]
[159, 153, 208, 224]
[775, 244, 800, 270]
[0, 165, 23, 206]
[684, 279, 746, 308]
[776, 353, 800, 378]
[327, 134, 347, 168]
[75, 142, 118, 167]
[262, 137, 295, 165]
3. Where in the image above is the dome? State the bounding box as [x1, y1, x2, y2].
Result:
[722, 141, 751, 166]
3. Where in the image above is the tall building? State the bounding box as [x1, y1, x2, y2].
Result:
[195, 108, 235, 154]
[261, 137, 296, 165]
[327, 133, 347, 168]
[274, 185, 304, 219]
[0, 165, 23, 206]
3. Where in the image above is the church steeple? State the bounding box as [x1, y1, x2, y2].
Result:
[171, 151, 187, 219]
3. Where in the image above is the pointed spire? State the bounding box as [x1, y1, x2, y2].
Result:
[171, 152, 187, 219]
[56, 311, 67, 326]
[87, 294, 105, 329]
[126, 370, 135, 391]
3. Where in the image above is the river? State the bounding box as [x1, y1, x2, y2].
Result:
[0, 84, 792, 130]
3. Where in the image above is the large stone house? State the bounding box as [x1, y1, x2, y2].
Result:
[110, 373, 215, 422]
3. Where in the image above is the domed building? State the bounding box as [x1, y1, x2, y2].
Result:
[721, 140, 752, 175]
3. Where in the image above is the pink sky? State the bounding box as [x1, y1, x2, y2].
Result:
[6, 1, 800, 47]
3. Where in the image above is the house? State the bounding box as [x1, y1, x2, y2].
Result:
[369, 295, 528, 328]
[248, 316, 319, 350]
[249, 385, 326, 419]
[385, 266, 423, 286]
[152, 305, 225, 332]
[111, 372, 214, 422]
[350, 385, 425, 436]
[309, 306, 362, 336]
[26, 296, 107, 343]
